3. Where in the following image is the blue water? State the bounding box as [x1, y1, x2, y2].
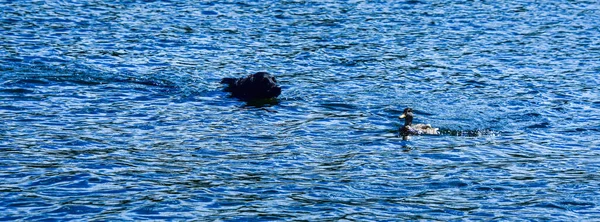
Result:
[1, 0, 599, 220]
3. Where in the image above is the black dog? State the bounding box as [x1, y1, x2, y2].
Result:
[221, 72, 281, 101]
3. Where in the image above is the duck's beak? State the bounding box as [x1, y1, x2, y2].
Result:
[399, 114, 406, 119]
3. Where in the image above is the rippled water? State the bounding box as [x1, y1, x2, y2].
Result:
[1, 0, 600, 220]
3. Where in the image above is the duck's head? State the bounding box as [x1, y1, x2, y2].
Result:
[398, 107, 414, 126]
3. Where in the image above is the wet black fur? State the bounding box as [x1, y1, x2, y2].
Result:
[221, 72, 281, 101]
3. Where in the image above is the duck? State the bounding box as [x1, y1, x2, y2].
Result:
[398, 108, 439, 140]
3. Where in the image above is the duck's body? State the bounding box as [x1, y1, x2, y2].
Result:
[401, 124, 439, 135]
[399, 108, 439, 140]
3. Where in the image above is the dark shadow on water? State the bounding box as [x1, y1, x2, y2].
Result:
[400, 142, 415, 152]
[320, 102, 358, 111]
[242, 98, 280, 110]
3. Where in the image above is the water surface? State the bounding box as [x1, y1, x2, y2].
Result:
[1, 0, 600, 220]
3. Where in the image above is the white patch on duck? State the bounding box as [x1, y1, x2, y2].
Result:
[398, 107, 439, 140]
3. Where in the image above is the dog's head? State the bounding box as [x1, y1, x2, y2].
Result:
[247, 72, 281, 99]
[222, 72, 281, 100]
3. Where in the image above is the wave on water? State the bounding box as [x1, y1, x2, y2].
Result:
[1, 62, 179, 90]
[438, 128, 500, 137]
